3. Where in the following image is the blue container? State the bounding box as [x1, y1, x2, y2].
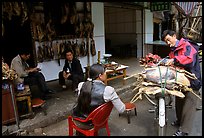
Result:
[17, 83, 24, 91]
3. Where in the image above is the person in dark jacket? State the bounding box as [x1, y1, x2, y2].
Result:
[162, 30, 202, 136]
[58, 49, 84, 92]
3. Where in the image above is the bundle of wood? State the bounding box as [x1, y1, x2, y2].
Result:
[2, 60, 18, 80]
[129, 52, 201, 103]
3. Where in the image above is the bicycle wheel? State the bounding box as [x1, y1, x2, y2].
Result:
[158, 97, 166, 136]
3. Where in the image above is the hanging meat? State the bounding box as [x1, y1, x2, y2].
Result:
[43, 43, 49, 60]
[52, 41, 59, 60]
[47, 42, 54, 60]
[84, 19, 94, 38]
[85, 38, 89, 57]
[80, 39, 86, 57]
[2, 2, 13, 20]
[75, 12, 85, 38]
[86, 2, 91, 12]
[12, 2, 21, 16]
[2, 22, 4, 37]
[66, 40, 74, 53]
[70, 40, 80, 58]
[59, 42, 65, 59]
[29, 3, 45, 41]
[75, 2, 84, 12]
[79, 21, 85, 38]
[20, 2, 28, 26]
[90, 38, 96, 56]
[69, 3, 78, 25]
[60, 3, 69, 24]
[37, 45, 44, 62]
[46, 18, 56, 41]
[57, 41, 61, 66]
[75, 40, 80, 58]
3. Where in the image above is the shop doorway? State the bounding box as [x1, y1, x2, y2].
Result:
[104, 3, 143, 58]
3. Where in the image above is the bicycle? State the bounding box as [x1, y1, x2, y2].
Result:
[131, 87, 173, 136]
[129, 65, 186, 136]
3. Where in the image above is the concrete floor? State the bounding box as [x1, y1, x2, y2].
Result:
[5, 57, 202, 136]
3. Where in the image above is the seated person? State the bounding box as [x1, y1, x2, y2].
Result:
[58, 49, 84, 92]
[72, 63, 126, 129]
[11, 49, 55, 100]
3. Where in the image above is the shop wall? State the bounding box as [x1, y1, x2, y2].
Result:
[105, 7, 137, 46]
[104, 7, 137, 57]
[39, 2, 105, 81]
[143, 9, 153, 56]
[136, 10, 143, 58]
[90, 2, 105, 64]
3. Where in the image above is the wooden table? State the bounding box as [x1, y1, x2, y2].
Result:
[104, 64, 129, 85]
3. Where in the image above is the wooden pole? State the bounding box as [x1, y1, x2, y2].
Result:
[86, 35, 90, 79]
[98, 50, 100, 64]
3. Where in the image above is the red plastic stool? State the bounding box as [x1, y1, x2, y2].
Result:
[31, 98, 47, 115]
[119, 102, 137, 124]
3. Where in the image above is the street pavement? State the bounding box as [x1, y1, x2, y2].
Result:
[39, 58, 203, 136]
[5, 57, 202, 136]
[41, 91, 202, 136]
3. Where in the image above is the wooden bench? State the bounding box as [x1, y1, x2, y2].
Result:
[15, 86, 33, 118]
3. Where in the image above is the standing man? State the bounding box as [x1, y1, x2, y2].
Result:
[11, 49, 55, 100]
[58, 49, 84, 93]
[162, 30, 202, 136]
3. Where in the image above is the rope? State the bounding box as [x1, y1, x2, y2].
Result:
[175, 66, 178, 82]
[158, 66, 169, 96]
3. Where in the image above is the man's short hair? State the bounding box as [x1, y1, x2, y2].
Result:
[65, 49, 74, 54]
[162, 30, 176, 41]
[19, 48, 31, 55]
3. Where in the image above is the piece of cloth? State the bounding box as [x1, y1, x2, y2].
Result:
[174, 2, 198, 16]
[58, 71, 84, 91]
[24, 72, 49, 96]
[175, 90, 199, 134]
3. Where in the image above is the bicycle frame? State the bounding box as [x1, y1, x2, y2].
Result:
[158, 97, 166, 136]
[144, 93, 172, 136]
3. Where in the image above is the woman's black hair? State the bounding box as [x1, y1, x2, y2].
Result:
[75, 64, 105, 115]
[76, 81, 92, 114]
